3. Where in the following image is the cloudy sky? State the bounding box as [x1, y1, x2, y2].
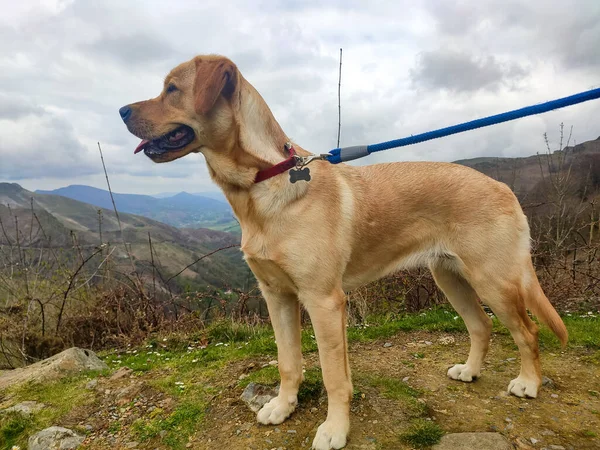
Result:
[1, 0, 599, 195]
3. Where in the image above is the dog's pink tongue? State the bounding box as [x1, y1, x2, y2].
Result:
[134, 140, 149, 154]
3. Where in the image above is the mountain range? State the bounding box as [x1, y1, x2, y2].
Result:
[35, 186, 238, 232]
[0, 183, 247, 289]
[2, 135, 600, 291]
[455, 135, 600, 202]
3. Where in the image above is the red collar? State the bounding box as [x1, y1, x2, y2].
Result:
[254, 144, 298, 183]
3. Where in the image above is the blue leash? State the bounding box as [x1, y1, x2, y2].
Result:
[326, 87, 600, 164]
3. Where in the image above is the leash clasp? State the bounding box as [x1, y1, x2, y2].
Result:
[294, 154, 329, 168]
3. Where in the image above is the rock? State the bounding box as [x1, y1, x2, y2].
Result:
[531, 437, 540, 445]
[125, 442, 139, 448]
[383, 342, 392, 348]
[541, 429, 556, 436]
[542, 376, 555, 388]
[240, 382, 279, 413]
[28, 426, 85, 450]
[515, 438, 535, 449]
[110, 366, 133, 381]
[116, 382, 142, 404]
[433, 432, 511, 450]
[1, 401, 45, 416]
[550, 394, 559, 399]
[402, 376, 410, 382]
[438, 336, 455, 345]
[0, 348, 107, 390]
[549, 446, 565, 450]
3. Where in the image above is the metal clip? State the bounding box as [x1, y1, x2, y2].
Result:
[294, 154, 329, 168]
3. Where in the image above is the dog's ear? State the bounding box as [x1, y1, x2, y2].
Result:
[193, 57, 238, 115]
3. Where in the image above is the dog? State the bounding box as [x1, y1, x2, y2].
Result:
[119, 55, 568, 450]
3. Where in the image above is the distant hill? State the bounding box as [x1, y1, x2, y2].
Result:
[454, 136, 600, 200]
[0, 183, 246, 289]
[154, 191, 228, 203]
[36, 185, 237, 231]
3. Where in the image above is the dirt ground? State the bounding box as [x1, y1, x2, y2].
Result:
[71, 330, 600, 450]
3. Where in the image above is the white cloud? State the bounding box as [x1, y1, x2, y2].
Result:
[1, 0, 599, 194]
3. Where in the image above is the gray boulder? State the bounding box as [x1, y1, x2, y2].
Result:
[28, 426, 85, 450]
[0, 348, 107, 390]
[240, 382, 279, 413]
[433, 432, 512, 450]
[1, 400, 45, 416]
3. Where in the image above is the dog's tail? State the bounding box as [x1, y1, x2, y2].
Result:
[525, 281, 568, 347]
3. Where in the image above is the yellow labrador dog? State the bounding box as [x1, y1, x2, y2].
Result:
[119, 55, 568, 450]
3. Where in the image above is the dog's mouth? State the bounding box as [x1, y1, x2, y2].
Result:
[134, 125, 195, 157]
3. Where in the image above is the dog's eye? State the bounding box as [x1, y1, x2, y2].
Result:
[166, 84, 178, 94]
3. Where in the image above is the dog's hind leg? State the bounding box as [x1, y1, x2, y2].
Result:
[431, 264, 492, 382]
[464, 254, 543, 398]
[301, 287, 352, 450]
[474, 278, 542, 398]
[257, 287, 303, 425]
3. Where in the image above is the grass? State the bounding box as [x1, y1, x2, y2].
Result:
[547, 314, 600, 349]
[1, 412, 33, 448]
[347, 309, 467, 343]
[357, 373, 428, 419]
[400, 419, 444, 447]
[0, 371, 105, 448]
[2, 308, 597, 447]
[132, 402, 206, 448]
[238, 365, 324, 402]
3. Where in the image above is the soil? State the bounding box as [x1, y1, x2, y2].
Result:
[69, 330, 600, 450]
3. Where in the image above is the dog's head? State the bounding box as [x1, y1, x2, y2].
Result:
[119, 55, 239, 163]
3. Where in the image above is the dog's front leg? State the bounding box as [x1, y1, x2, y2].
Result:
[257, 287, 303, 425]
[302, 288, 352, 450]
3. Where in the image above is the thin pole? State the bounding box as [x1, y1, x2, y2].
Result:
[337, 48, 342, 148]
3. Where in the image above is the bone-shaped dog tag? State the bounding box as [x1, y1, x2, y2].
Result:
[289, 167, 311, 183]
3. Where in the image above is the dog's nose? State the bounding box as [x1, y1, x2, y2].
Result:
[119, 105, 132, 122]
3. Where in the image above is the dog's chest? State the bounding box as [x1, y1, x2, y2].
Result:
[240, 228, 271, 260]
[240, 228, 297, 292]
[245, 256, 296, 293]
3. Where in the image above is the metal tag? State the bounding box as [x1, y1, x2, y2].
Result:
[289, 167, 311, 183]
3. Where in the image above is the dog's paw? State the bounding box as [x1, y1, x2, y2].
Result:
[508, 376, 539, 398]
[312, 418, 349, 450]
[257, 395, 297, 425]
[447, 364, 479, 382]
